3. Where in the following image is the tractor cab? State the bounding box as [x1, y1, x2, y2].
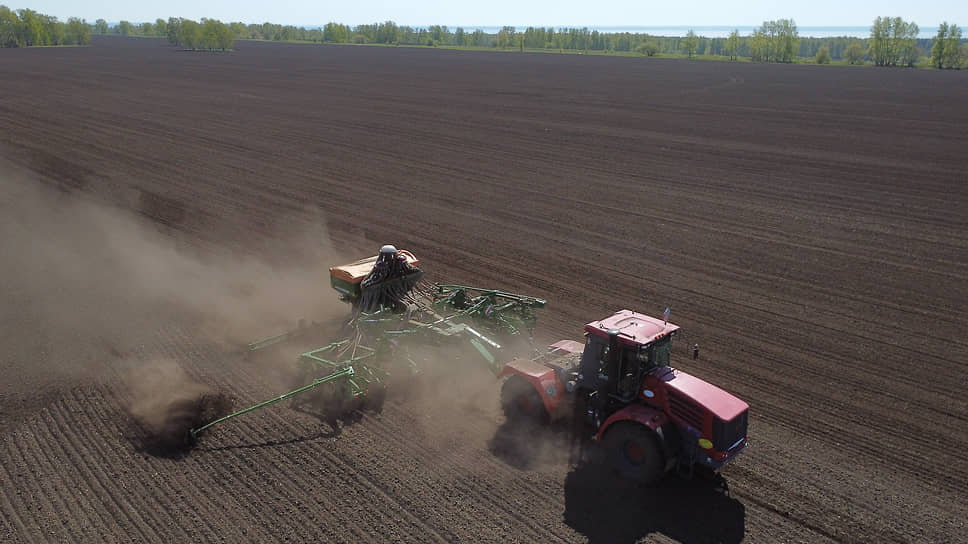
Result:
[577, 310, 679, 423]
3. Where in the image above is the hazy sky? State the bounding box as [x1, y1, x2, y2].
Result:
[19, 0, 966, 28]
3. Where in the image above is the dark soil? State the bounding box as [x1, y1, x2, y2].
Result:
[0, 35, 966, 543]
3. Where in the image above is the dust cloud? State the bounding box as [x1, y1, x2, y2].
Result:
[396, 342, 575, 471]
[125, 358, 233, 455]
[0, 165, 350, 435]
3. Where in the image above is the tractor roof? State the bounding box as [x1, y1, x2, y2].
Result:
[585, 309, 679, 347]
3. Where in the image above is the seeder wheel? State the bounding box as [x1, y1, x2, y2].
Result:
[363, 384, 387, 413]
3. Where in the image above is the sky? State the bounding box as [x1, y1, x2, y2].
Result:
[15, 0, 967, 29]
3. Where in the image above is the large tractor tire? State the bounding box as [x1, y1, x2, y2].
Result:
[500, 376, 547, 426]
[601, 422, 667, 486]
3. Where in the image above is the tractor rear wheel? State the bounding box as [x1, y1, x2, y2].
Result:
[601, 422, 666, 486]
[500, 376, 547, 426]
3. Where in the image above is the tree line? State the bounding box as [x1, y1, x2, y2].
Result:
[90, 17, 234, 50]
[165, 18, 234, 50]
[259, 17, 966, 68]
[3, 7, 965, 68]
[0, 5, 90, 47]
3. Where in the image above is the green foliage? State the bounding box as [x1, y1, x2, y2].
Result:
[0, 5, 21, 47]
[815, 45, 831, 64]
[469, 29, 488, 47]
[682, 30, 699, 58]
[65, 17, 89, 45]
[496, 26, 515, 48]
[931, 22, 963, 69]
[18, 8, 45, 45]
[750, 19, 799, 62]
[844, 42, 865, 64]
[2, 9, 959, 70]
[164, 17, 233, 50]
[726, 29, 740, 60]
[869, 16, 919, 67]
[323, 22, 350, 43]
[180, 19, 201, 48]
[636, 40, 659, 56]
[166, 17, 180, 44]
[0, 6, 90, 47]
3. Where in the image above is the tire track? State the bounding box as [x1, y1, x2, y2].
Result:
[14, 413, 91, 541]
[51, 389, 168, 542]
[169, 326, 447, 543]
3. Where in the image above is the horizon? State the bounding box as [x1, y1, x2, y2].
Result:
[90, 23, 943, 40]
[14, 0, 966, 32]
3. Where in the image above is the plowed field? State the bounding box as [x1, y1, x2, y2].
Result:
[1, 36, 966, 543]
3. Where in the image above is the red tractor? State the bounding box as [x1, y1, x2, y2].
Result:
[498, 309, 748, 485]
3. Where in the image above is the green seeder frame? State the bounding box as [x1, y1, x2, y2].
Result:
[190, 284, 546, 440]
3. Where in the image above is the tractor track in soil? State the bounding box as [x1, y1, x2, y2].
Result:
[1, 36, 967, 543]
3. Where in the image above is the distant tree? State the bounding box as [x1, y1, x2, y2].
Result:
[775, 19, 799, 62]
[0, 5, 21, 47]
[138, 22, 153, 36]
[681, 29, 699, 57]
[931, 22, 962, 69]
[166, 17, 181, 44]
[17, 9, 46, 46]
[65, 17, 89, 45]
[815, 45, 831, 64]
[201, 18, 219, 49]
[844, 42, 865, 64]
[428, 24, 449, 45]
[117, 20, 133, 36]
[636, 40, 659, 56]
[454, 26, 465, 46]
[323, 22, 349, 43]
[228, 21, 245, 38]
[180, 19, 201, 48]
[726, 29, 740, 60]
[869, 16, 919, 67]
[376, 20, 398, 44]
[94, 18, 107, 35]
[749, 29, 767, 61]
[154, 18, 167, 37]
[496, 26, 515, 48]
[931, 22, 948, 68]
[43, 14, 65, 45]
[216, 20, 234, 50]
[945, 25, 963, 69]
[470, 29, 487, 47]
[749, 19, 799, 62]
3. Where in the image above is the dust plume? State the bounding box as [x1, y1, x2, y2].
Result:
[125, 359, 233, 456]
[395, 341, 574, 471]
[0, 164, 351, 434]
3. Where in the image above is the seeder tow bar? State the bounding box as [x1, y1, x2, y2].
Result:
[190, 366, 355, 441]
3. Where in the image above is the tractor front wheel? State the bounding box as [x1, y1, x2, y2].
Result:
[601, 422, 666, 486]
[500, 376, 547, 426]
